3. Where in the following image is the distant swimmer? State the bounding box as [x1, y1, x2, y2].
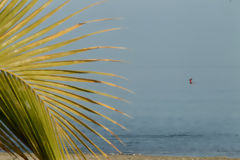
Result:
[189, 78, 192, 85]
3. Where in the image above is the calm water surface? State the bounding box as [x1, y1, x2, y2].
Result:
[76, 66, 240, 157]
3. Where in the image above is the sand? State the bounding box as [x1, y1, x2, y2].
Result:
[0, 153, 239, 160]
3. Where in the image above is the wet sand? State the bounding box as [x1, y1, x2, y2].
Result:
[0, 153, 239, 160]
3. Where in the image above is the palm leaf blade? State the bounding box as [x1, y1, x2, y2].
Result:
[0, 70, 63, 159]
[0, 0, 128, 159]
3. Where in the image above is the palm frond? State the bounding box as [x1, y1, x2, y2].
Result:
[0, 0, 128, 159]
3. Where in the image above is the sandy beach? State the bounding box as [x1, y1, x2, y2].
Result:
[0, 153, 239, 160]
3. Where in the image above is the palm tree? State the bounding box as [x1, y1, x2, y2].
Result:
[0, 0, 128, 159]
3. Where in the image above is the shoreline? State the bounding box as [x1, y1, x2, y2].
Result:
[0, 153, 239, 160]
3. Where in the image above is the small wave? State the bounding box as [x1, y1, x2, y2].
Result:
[117, 133, 204, 139]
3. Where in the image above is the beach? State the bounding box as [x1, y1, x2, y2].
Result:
[88, 155, 240, 160]
[0, 153, 239, 160]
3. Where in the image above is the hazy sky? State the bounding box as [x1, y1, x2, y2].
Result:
[41, 0, 240, 67]
[67, 0, 240, 66]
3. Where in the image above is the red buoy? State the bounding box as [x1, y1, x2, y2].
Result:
[189, 78, 192, 84]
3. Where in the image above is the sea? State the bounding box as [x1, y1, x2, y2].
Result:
[74, 65, 240, 158]
[60, 0, 240, 157]
[8, 0, 240, 158]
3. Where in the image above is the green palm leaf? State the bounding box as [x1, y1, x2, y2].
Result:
[0, 0, 128, 159]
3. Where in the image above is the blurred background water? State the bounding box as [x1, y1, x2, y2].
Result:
[32, 0, 240, 157]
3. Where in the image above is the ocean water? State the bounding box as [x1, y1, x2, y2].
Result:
[20, 0, 240, 158]
[51, 0, 240, 157]
[102, 66, 240, 157]
[89, 0, 240, 157]
[74, 65, 240, 158]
